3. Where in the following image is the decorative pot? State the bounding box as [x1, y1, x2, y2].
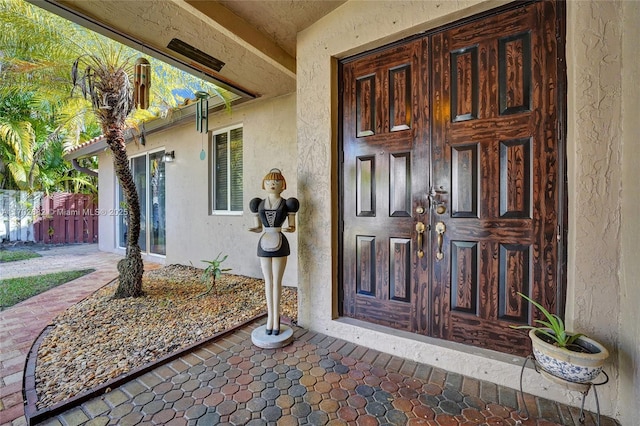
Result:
[529, 329, 609, 383]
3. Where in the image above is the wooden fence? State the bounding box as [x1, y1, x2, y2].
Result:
[1, 190, 98, 244]
[33, 193, 98, 244]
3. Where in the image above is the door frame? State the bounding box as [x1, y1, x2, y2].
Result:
[337, 0, 568, 347]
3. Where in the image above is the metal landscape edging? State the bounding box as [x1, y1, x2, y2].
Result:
[23, 312, 267, 425]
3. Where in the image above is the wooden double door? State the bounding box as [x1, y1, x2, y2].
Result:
[340, 0, 565, 356]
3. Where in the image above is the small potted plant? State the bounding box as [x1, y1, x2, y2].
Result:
[510, 292, 609, 383]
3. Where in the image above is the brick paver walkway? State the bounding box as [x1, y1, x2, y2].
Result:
[0, 245, 123, 426]
[33, 321, 616, 426]
[0, 245, 618, 426]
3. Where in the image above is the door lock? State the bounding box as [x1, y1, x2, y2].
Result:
[429, 186, 448, 214]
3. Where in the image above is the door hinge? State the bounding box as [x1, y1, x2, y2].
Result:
[557, 224, 561, 241]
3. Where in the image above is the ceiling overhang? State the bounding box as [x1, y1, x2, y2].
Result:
[28, 0, 317, 101]
[184, 0, 296, 77]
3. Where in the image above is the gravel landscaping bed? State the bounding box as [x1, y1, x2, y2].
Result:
[34, 264, 297, 409]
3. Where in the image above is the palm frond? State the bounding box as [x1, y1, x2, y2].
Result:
[6, 161, 28, 190]
[0, 120, 35, 163]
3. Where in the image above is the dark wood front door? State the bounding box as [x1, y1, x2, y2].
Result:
[341, 38, 429, 332]
[340, 0, 565, 356]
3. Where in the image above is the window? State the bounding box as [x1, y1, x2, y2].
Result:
[212, 125, 243, 213]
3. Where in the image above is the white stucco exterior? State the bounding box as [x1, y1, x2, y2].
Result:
[619, 0, 640, 421]
[97, 93, 299, 287]
[90, 0, 639, 422]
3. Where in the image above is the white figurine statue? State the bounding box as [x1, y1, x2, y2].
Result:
[249, 168, 299, 336]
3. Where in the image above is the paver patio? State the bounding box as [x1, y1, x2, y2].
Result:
[33, 320, 617, 426]
[0, 245, 617, 426]
[1, 245, 122, 426]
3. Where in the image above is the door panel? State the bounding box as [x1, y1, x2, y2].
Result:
[432, 1, 560, 355]
[451, 144, 479, 217]
[341, 1, 563, 356]
[342, 39, 428, 331]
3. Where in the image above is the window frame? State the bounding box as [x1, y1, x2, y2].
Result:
[210, 124, 243, 215]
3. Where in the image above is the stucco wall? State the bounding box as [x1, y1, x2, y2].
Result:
[566, 0, 636, 422]
[97, 93, 299, 286]
[297, 0, 636, 420]
[618, 0, 640, 424]
[566, 0, 622, 377]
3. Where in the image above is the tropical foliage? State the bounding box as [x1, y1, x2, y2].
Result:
[0, 0, 232, 194]
[0, 0, 95, 192]
[199, 253, 232, 297]
[1, 0, 235, 297]
[510, 292, 584, 349]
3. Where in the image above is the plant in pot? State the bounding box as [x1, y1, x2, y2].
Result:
[510, 292, 609, 384]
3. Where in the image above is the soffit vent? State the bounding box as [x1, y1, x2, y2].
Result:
[167, 38, 225, 72]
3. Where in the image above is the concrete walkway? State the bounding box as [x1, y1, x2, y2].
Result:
[0, 244, 120, 280]
[0, 244, 123, 426]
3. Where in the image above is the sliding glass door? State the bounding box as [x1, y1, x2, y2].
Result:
[117, 150, 166, 256]
[149, 151, 166, 255]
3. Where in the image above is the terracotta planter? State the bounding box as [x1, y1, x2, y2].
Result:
[529, 329, 609, 383]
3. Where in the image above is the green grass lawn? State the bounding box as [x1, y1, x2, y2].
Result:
[0, 269, 95, 310]
[0, 249, 42, 263]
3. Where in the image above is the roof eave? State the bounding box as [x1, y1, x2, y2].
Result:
[64, 99, 245, 161]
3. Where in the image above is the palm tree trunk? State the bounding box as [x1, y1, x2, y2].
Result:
[107, 125, 144, 298]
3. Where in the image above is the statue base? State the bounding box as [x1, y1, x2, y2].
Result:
[251, 324, 294, 349]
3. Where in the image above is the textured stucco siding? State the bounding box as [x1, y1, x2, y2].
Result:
[618, 0, 640, 424]
[297, 0, 637, 421]
[98, 93, 299, 286]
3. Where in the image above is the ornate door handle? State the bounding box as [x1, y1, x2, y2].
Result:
[435, 221, 446, 261]
[416, 222, 426, 258]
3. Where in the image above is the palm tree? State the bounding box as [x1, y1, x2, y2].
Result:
[1, 0, 232, 195]
[71, 47, 144, 298]
[0, 91, 35, 190]
[0, 0, 98, 194]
